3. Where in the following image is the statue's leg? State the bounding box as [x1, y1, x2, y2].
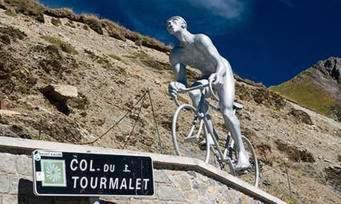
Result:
[217, 75, 250, 169]
[189, 80, 214, 144]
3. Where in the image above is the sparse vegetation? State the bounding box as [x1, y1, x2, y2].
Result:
[1, 0, 170, 52]
[3, 0, 45, 22]
[0, 47, 37, 96]
[80, 14, 103, 34]
[65, 20, 76, 28]
[44, 7, 80, 21]
[0, 25, 27, 41]
[41, 35, 78, 54]
[128, 51, 170, 72]
[51, 18, 62, 26]
[109, 54, 122, 61]
[82, 24, 89, 30]
[30, 43, 78, 78]
[101, 19, 126, 41]
[271, 70, 337, 115]
[4, 9, 16, 17]
[84, 49, 112, 69]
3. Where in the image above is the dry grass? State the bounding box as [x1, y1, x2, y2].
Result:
[4, 9, 17, 17]
[80, 14, 103, 34]
[84, 49, 112, 69]
[101, 19, 126, 41]
[44, 7, 80, 21]
[108, 54, 122, 61]
[2, 0, 170, 52]
[3, 0, 45, 22]
[51, 18, 62, 27]
[41, 35, 78, 55]
[65, 20, 76, 28]
[0, 26, 27, 42]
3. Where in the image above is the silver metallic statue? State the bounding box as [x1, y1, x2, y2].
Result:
[167, 16, 250, 170]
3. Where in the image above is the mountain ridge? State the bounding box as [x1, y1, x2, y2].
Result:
[271, 56, 341, 122]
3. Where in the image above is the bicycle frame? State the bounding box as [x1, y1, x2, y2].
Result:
[172, 81, 235, 173]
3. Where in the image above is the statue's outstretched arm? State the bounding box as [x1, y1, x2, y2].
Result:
[170, 51, 187, 87]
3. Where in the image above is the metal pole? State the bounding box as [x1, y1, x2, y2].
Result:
[146, 88, 163, 153]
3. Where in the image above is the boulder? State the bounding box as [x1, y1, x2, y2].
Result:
[40, 84, 78, 115]
[41, 84, 78, 101]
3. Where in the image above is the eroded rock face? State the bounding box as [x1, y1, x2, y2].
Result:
[315, 57, 341, 83]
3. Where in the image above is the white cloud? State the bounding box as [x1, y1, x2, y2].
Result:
[187, 0, 245, 19]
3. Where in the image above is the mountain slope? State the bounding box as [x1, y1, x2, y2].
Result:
[0, 1, 340, 203]
[271, 57, 341, 121]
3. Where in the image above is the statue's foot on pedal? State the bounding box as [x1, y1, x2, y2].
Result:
[234, 152, 251, 173]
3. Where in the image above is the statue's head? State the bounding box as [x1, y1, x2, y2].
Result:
[166, 16, 187, 34]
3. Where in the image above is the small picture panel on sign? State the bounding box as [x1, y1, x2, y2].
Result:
[41, 159, 67, 187]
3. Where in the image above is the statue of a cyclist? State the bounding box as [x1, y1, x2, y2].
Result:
[167, 16, 250, 170]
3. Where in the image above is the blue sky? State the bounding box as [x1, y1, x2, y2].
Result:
[39, 0, 341, 86]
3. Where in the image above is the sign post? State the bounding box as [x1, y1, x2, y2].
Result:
[32, 150, 154, 196]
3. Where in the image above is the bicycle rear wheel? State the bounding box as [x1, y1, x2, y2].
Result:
[172, 104, 209, 162]
[236, 136, 260, 187]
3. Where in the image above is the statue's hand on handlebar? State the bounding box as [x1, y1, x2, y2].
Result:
[209, 72, 224, 87]
[168, 81, 186, 99]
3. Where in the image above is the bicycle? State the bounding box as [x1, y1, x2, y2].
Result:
[171, 80, 259, 187]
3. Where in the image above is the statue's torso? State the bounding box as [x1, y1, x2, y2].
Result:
[172, 43, 217, 76]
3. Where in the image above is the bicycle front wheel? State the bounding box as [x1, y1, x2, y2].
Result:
[172, 104, 208, 162]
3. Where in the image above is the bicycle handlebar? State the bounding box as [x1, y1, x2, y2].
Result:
[172, 80, 219, 106]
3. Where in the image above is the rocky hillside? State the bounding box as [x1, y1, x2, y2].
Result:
[0, 1, 340, 203]
[271, 57, 341, 122]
